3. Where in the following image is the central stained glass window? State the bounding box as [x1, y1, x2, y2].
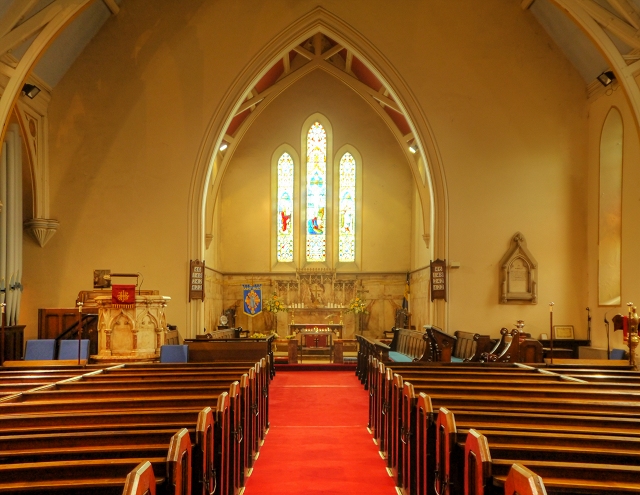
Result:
[276, 152, 294, 262]
[306, 122, 327, 262]
[338, 152, 356, 262]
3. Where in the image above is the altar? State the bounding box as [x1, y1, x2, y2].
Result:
[289, 323, 343, 338]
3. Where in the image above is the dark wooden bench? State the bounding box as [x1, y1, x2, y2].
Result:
[436, 407, 640, 495]
[0, 361, 269, 495]
[451, 330, 495, 362]
[0, 427, 192, 495]
[0, 407, 217, 495]
[465, 428, 640, 495]
[401, 371, 640, 495]
[360, 365, 640, 495]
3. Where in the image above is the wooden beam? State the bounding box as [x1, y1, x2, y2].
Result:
[575, 0, 640, 50]
[313, 32, 322, 56]
[322, 43, 343, 60]
[0, 1, 64, 56]
[521, 0, 536, 9]
[283, 53, 290, 74]
[345, 51, 353, 74]
[101, 0, 119, 15]
[404, 132, 415, 142]
[319, 59, 402, 113]
[293, 44, 314, 60]
[0, 0, 41, 39]
[608, 0, 640, 30]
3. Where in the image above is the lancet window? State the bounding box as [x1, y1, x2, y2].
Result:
[276, 152, 294, 262]
[306, 122, 327, 262]
[338, 152, 356, 262]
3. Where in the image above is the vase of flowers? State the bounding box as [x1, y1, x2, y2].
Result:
[263, 292, 286, 333]
[345, 296, 368, 334]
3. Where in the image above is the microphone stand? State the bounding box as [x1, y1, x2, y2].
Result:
[586, 307, 591, 343]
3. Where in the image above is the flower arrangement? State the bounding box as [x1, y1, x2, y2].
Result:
[345, 296, 368, 314]
[264, 292, 286, 313]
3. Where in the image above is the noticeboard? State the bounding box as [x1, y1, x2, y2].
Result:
[189, 260, 205, 301]
[430, 259, 447, 301]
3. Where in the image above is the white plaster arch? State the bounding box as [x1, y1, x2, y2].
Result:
[188, 7, 449, 333]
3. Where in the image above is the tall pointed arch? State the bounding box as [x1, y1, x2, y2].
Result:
[190, 8, 449, 333]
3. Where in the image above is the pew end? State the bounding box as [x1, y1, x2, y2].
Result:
[464, 429, 492, 495]
[504, 463, 547, 495]
[166, 428, 192, 495]
[435, 407, 458, 495]
[123, 461, 157, 495]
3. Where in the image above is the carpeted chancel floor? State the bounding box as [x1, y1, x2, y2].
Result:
[243, 371, 398, 495]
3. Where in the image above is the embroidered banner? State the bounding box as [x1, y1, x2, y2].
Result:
[112, 284, 136, 305]
[243, 284, 262, 317]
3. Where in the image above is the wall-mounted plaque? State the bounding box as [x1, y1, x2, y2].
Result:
[189, 260, 205, 301]
[499, 232, 538, 304]
[430, 259, 447, 301]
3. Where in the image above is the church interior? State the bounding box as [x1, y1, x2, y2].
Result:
[1, 0, 640, 494]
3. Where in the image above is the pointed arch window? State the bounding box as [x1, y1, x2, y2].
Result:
[306, 122, 327, 262]
[276, 152, 295, 262]
[338, 152, 356, 262]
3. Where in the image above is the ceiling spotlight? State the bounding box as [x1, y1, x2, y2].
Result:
[21, 83, 41, 99]
[597, 70, 615, 87]
[219, 143, 228, 151]
[409, 142, 419, 154]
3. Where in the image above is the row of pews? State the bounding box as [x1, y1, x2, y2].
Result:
[356, 327, 547, 389]
[363, 358, 640, 495]
[0, 359, 272, 495]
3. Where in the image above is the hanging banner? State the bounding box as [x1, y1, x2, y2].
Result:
[243, 284, 263, 316]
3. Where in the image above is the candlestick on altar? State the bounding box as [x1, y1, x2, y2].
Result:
[77, 302, 84, 365]
[549, 302, 555, 365]
[0, 303, 5, 367]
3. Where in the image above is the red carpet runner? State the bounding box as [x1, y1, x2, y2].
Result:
[244, 371, 398, 495]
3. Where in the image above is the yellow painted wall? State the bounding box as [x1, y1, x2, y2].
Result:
[218, 70, 412, 273]
[587, 88, 640, 353]
[20, 0, 593, 341]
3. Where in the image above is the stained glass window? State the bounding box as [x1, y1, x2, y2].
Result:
[306, 122, 327, 262]
[339, 152, 356, 262]
[277, 152, 294, 262]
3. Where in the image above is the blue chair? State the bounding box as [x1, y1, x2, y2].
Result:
[160, 345, 188, 363]
[610, 348, 626, 360]
[57, 339, 90, 360]
[24, 339, 56, 360]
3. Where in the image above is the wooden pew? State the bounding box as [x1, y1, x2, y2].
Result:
[503, 464, 547, 495]
[387, 366, 640, 495]
[435, 407, 640, 495]
[0, 428, 192, 495]
[0, 362, 265, 495]
[399, 372, 638, 493]
[465, 428, 640, 494]
[123, 461, 158, 495]
[0, 409, 216, 495]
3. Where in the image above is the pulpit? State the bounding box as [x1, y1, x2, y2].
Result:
[93, 294, 171, 363]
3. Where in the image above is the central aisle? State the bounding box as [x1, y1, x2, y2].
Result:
[244, 370, 398, 495]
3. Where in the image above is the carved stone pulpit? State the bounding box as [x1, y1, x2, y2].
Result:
[94, 294, 171, 362]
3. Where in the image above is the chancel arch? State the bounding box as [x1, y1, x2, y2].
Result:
[191, 10, 448, 335]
